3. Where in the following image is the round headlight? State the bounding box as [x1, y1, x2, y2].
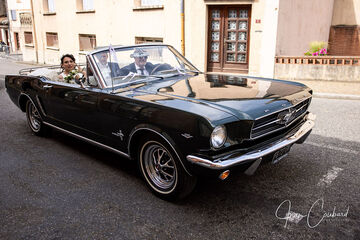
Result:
[210, 125, 227, 149]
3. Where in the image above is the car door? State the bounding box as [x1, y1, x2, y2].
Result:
[40, 80, 101, 139]
[96, 89, 143, 152]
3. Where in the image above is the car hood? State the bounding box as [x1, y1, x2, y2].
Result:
[129, 73, 312, 121]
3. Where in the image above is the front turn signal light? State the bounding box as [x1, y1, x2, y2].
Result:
[219, 170, 230, 180]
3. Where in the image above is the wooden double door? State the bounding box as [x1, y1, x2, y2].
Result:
[207, 5, 251, 73]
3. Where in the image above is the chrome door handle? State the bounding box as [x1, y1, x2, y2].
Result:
[43, 85, 52, 89]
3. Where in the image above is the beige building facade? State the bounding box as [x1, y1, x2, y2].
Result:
[3, 0, 32, 53]
[8, 0, 359, 78]
[0, 0, 10, 45]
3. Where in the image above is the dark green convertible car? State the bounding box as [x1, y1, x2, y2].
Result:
[5, 44, 315, 200]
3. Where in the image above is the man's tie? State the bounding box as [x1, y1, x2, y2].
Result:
[139, 68, 144, 75]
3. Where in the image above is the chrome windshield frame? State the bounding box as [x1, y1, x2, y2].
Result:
[87, 44, 200, 90]
[86, 54, 105, 89]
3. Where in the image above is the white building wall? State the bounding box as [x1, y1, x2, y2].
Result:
[31, 0, 173, 64]
[27, 0, 280, 77]
[259, 0, 279, 78]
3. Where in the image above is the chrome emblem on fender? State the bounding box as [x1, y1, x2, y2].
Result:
[181, 133, 193, 139]
[112, 130, 124, 141]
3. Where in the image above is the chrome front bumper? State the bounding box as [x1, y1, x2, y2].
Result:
[186, 113, 316, 170]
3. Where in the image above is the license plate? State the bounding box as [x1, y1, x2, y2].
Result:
[272, 145, 291, 164]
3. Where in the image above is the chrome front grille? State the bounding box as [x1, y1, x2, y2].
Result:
[250, 98, 311, 139]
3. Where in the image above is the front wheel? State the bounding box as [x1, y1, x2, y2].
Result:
[25, 100, 49, 136]
[138, 136, 197, 200]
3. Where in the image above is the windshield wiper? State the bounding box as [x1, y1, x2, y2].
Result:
[184, 69, 201, 74]
[150, 67, 199, 78]
[174, 67, 201, 75]
[148, 75, 164, 79]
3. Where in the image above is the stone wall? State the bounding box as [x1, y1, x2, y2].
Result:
[274, 63, 360, 82]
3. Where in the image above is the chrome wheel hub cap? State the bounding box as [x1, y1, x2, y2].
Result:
[29, 103, 41, 131]
[144, 144, 176, 190]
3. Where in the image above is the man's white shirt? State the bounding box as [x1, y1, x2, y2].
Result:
[135, 63, 149, 76]
[99, 63, 112, 85]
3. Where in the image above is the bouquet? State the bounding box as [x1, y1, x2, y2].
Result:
[64, 69, 79, 83]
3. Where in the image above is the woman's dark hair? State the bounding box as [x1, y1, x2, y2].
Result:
[60, 54, 76, 65]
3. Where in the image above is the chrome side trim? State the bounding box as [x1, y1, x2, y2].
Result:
[18, 92, 30, 105]
[43, 122, 130, 159]
[43, 84, 53, 89]
[187, 113, 316, 170]
[19, 93, 44, 123]
[35, 95, 47, 116]
[128, 127, 193, 176]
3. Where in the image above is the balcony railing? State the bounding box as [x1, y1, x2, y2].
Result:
[19, 12, 32, 26]
[275, 56, 360, 66]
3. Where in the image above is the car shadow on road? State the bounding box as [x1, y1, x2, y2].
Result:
[50, 129, 140, 178]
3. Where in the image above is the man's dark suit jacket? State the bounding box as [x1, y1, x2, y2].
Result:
[120, 62, 156, 76]
[107, 62, 122, 77]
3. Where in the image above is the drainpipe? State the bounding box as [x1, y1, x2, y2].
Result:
[30, 0, 38, 63]
[180, 0, 185, 56]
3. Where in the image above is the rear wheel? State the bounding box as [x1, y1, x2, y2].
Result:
[25, 100, 49, 136]
[138, 135, 197, 200]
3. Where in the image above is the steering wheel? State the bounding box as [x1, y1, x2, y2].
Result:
[150, 63, 172, 75]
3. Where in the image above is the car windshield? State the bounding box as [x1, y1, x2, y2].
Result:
[92, 45, 198, 88]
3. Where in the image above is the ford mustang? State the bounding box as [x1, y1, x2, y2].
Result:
[5, 44, 315, 200]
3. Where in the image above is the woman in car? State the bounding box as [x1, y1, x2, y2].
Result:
[58, 54, 86, 84]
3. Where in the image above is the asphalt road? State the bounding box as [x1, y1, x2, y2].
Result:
[0, 61, 359, 239]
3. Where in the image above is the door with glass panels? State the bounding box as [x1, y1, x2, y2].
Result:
[207, 6, 251, 73]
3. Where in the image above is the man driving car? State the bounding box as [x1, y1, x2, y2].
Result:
[121, 48, 155, 76]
